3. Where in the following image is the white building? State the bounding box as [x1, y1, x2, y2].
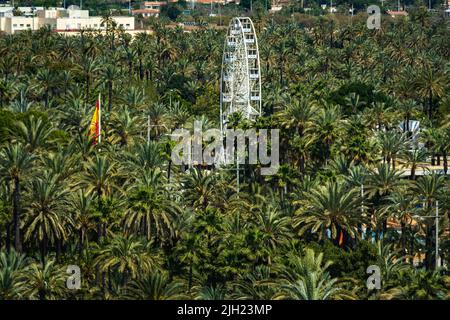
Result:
[0, 7, 14, 18]
[0, 7, 135, 34]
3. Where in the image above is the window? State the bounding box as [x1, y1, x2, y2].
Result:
[126, 24, 130, 27]
[20, 24, 24, 27]
[13, 24, 17, 27]
[94, 24, 98, 27]
[26, 24, 31, 27]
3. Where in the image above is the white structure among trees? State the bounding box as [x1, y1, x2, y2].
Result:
[220, 17, 262, 133]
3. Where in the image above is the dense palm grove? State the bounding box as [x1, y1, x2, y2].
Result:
[0, 9, 449, 300]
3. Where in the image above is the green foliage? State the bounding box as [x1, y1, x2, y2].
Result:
[0, 8, 448, 300]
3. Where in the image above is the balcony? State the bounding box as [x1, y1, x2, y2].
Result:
[227, 37, 236, 46]
[244, 36, 255, 44]
[250, 91, 260, 101]
[230, 28, 240, 35]
[249, 69, 259, 79]
[247, 49, 257, 59]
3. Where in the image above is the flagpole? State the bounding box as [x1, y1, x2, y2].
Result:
[98, 93, 101, 144]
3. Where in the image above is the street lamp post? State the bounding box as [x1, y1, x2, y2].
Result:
[435, 201, 439, 269]
[413, 200, 440, 270]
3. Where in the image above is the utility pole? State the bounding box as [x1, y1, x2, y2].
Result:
[80, 0, 83, 10]
[236, 162, 239, 193]
[413, 200, 440, 270]
[147, 115, 151, 144]
[435, 201, 440, 270]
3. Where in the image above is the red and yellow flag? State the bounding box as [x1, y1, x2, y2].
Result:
[338, 230, 344, 247]
[89, 94, 101, 144]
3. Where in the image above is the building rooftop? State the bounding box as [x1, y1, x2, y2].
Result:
[386, 10, 408, 16]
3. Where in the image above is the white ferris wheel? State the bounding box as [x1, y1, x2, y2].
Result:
[220, 17, 262, 134]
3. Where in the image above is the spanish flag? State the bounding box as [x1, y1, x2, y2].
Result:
[89, 94, 101, 144]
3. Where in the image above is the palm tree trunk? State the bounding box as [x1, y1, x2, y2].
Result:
[425, 223, 433, 270]
[56, 238, 62, 262]
[86, 76, 90, 102]
[6, 223, 11, 253]
[428, 90, 433, 119]
[44, 90, 49, 108]
[79, 229, 83, 257]
[401, 221, 407, 261]
[12, 176, 22, 252]
[299, 155, 305, 175]
[139, 59, 144, 80]
[108, 81, 113, 113]
[188, 263, 193, 293]
[410, 226, 414, 266]
[167, 158, 172, 183]
[410, 165, 416, 180]
[41, 233, 47, 265]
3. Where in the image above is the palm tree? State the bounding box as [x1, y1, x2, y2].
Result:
[233, 265, 276, 300]
[22, 259, 66, 300]
[195, 284, 227, 300]
[23, 172, 72, 263]
[124, 169, 179, 243]
[79, 57, 100, 101]
[101, 63, 119, 113]
[275, 248, 353, 300]
[15, 115, 54, 153]
[376, 130, 407, 170]
[94, 235, 159, 286]
[412, 172, 445, 270]
[251, 205, 291, 264]
[181, 169, 224, 211]
[70, 190, 96, 257]
[81, 154, 117, 197]
[0, 143, 36, 252]
[125, 271, 186, 300]
[415, 65, 447, 119]
[385, 191, 417, 260]
[109, 107, 141, 147]
[433, 129, 450, 175]
[122, 142, 163, 173]
[80, 155, 118, 240]
[0, 250, 28, 299]
[280, 97, 316, 136]
[294, 181, 362, 246]
[366, 163, 403, 238]
[398, 99, 418, 133]
[313, 104, 342, 162]
[400, 148, 427, 180]
[291, 134, 316, 175]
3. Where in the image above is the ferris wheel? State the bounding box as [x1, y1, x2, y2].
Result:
[220, 17, 262, 134]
